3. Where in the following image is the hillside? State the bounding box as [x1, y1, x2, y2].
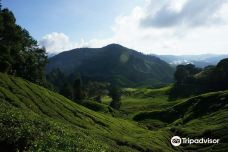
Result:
[0, 73, 176, 152]
[133, 90, 228, 151]
[169, 58, 228, 99]
[1, 73, 228, 151]
[46, 44, 174, 87]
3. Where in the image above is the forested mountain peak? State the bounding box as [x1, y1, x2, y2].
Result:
[46, 44, 174, 87]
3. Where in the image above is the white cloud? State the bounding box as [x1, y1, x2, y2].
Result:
[141, 0, 226, 28]
[39, 32, 90, 54]
[40, 0, 228, 55]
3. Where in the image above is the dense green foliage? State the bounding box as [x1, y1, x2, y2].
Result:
[170, 58, 228, 99]
[86, 81, 108, 103]
[0, 8, 47, 85]
[46, 44, 174, 87]
[46, 68, 73, 98]
[109, 85, 122, 110]
[73, 74, 85, 102]
[46, 69, 109, 105]
[104, 85, 228, 151]
[0, 73, 177, 152]
[174, 64, 201, 84]
[132, 90, 228, 151]
[1, 72, 228, 151]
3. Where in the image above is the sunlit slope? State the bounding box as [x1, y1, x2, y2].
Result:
[0, 73, 175, 152]
[103, 86, 184, 118]
[134, 91, 228, 151]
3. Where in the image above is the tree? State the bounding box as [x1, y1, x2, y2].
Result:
[109, 85, 121, 110]
[46, 68, 72, 97]
[60, 82, 72, 99]
[0, 8, 47, 85]
[73, 74, 85, 102]
[174, 64, 201, 83]
[170, 59, 228, 99]
[214, 58, 228, 90]
[217, 58, 228, 73]
[0, 45, 11, 72]
[174, 65, 188, 83]
[86, 81, 108, 103]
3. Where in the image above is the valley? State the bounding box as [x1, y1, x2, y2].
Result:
[1, 73, 227, 151]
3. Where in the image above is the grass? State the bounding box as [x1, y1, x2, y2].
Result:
[103, 86, 185, 118]
[104, 86, 228, 151]
[1, 73, 228, 151]
[80, 100, 112, 113]
[0, 73, 176, 152]
[132, 90, 228, 151]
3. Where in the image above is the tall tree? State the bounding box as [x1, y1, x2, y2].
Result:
[60, 82, 72, 99]
[73, 74, 85, 102]
[0, 8, 47, 85]
[109, 85, 121, 110]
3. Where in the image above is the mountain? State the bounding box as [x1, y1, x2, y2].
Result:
[158, 54, 228, 68]
[46, 44, 174, 87]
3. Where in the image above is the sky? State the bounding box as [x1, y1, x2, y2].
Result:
[3, 0, 228, 55]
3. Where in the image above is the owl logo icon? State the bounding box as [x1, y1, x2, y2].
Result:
[171, 136, 181, 146]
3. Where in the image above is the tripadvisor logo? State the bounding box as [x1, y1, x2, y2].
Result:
[171, 136, 182, 146]
[171, 136, 220, 147]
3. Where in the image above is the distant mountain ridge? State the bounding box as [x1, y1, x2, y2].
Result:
[46, 44, 174, 87]
[158, 54, 228, 68]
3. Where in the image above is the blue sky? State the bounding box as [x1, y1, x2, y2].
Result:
[4, 0, 142, 41]
[3, 0, 228, 55]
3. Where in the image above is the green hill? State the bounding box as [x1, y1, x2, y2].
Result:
[0, 73, 176, 152]
[169, 58, 228, 99]
[1, 73, 228, 151]
[133, 90, 228, 151]
[46, 44, 174, 87]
